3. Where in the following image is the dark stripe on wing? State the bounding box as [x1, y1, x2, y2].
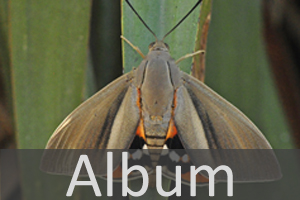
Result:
[95, 88, 129, 148]
[185, 87, 220, 149]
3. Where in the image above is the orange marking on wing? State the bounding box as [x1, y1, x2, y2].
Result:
[112, 165, 123, 178]
[166, 119, 177, 139]
[136, 88, 142, 109]
[173, 89, 177, 108]
[181, 171, 209, 183]
[136, 120, 146, 140]
[166, 89, 178, 140]
[135, 88, 146, 140]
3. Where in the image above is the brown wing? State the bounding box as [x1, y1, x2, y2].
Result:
[41, 72, 141, 176]
[46, 71, 139, 150]
[179, 72, 271, 149]
[172, 72, 281, 182]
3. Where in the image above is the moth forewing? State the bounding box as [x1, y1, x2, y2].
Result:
[174, 86, 210, 149]
[181, 72, 272, 149]
[106, 85, 140, 150]
[45, 71, 134, 149]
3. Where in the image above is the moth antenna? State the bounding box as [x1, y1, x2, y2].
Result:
[162, 0, 203, 41]
[125, 0, 158, 41]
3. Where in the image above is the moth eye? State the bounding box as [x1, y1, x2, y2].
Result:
[164, 43, 169, 49]
[148, 42, 155, 49]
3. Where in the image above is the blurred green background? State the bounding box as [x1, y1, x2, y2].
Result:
[0, 0, 296, 199]
[205, 1, 293, 148]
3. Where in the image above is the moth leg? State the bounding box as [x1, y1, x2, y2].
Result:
[175, 50, 205, 64]
[121, 35, 145, 59]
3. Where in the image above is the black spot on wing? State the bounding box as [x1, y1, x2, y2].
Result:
[166, 134, 184, 149]
[129, 136, 145, 149]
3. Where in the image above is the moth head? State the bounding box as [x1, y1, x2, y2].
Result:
[125, 0, 203, 54]
[148, 40, 169, 52]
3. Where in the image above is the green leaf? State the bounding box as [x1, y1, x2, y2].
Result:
[122, 0, 201, 73]
[89, 0, 123, 90]
[6, 0, 92, 199]
[0, 0, 13, 114]
[205, 0, 293, 149]
[10, 1, 91, 149]
[192, 0, 212, 81]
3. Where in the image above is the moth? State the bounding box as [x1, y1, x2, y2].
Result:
[43, 0, 281, 184]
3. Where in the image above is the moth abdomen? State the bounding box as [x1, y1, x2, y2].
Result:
[143, 123, 167, 147]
